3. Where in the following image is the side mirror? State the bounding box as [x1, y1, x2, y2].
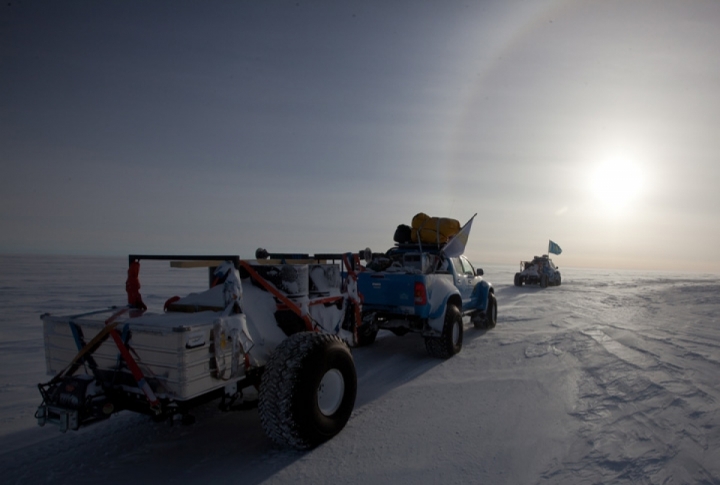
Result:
[476, 268, 484, 276]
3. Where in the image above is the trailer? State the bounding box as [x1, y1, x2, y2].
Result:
[36, 252, 366, 449]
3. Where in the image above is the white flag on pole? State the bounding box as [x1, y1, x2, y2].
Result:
[441, 214, 476, 258]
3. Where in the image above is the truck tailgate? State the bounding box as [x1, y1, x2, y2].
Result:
[357, 273, 421, 314]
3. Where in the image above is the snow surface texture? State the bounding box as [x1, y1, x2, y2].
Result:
[1, 255, 719, 484]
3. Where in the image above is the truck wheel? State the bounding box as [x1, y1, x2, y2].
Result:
[477, 293, 497, 330]
[556, 274, 562, 286]
[514, 273, 523, 287]
[355, 324, 379, 347]
[258, 331, 357, 450]
[540, 274, 548, 288]
[425, 304, 463, 359]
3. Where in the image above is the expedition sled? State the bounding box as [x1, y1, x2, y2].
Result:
[36, 252, 366, 449]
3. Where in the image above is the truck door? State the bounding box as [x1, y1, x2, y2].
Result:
[451, 257, 475, 310]
[459, 256, 484, 311]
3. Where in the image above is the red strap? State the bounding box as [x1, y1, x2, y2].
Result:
[103, 308, 160, 411]
[239, 261, 314, 331]
[108, 327, 160, 410]
[342, 253, 364, 341]
[126, 261, 147, 310]
[164, 296, 181, 312]
[276, 295, 343, 311]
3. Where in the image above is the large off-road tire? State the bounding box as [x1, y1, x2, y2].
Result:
[540, 274, 549, 288]
[556, 274, 562, 286]
[258, 332, 357, 450]
[514, 273, 523, 287]
[482, 293, 497, 329]
[425, 304, 463, 359]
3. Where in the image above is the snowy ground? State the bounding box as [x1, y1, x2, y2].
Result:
[1, 256, 719, 484]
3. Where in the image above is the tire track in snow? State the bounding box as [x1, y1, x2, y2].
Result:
[538, 304, 720, 483]
[494, 273, 720, 484]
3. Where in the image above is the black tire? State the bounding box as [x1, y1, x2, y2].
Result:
[556, 274, 562, 286]
[540, 274, 548, 288]
[355, 323, 379, 347]
[425, 304, 463, 359]
[258, 332, 357, 450]
[514, 273, 523, 287]
[483, 293, 497, 329]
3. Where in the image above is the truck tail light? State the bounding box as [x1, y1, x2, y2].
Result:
[414, 282, 427, 305]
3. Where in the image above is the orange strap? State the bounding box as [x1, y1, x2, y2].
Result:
[342, 253, 364, 339]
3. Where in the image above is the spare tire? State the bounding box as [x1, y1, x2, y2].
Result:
[258, 332, 357, 449]
[393, 224, 412, 244]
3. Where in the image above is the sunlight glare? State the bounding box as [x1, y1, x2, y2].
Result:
[590, 157, 644, 212]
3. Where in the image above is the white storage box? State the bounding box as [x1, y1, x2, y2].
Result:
[41, 309, 240, 401]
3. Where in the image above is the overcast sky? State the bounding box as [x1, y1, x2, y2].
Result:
[2, 0, 719, 272]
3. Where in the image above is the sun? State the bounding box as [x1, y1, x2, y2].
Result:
[590, 157, 644, 213]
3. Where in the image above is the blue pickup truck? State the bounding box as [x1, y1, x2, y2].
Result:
[356, 245, 496, 358]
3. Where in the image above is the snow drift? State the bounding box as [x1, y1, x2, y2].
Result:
[1, 256, 719, 484]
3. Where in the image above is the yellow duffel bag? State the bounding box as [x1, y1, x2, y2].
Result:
[410, 213, 461, 244]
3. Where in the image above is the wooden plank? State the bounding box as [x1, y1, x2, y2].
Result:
[170, 260, 226, 268]
[253, 259, 322, 265]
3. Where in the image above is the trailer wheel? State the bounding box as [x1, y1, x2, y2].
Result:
[425, 304, 463, 359]
[258, 331, 357, 450]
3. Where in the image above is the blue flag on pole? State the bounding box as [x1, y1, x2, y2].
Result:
[548, 240, 562, 255]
